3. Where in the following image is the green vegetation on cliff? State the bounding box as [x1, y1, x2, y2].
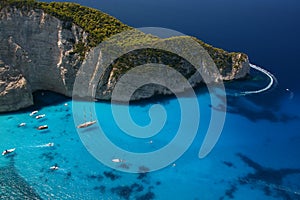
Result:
[194, 38, 248, 71]
[0, 0, 248, 72]
[0, 0, 131, 48]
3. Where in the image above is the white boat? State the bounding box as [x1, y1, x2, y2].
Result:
[46, 143, 54, 147]
[29, 110, 38, 116]
[112, 158, 124, 163]
[37, 125, 48, 130]
[36, 114, 46, 119]
[2, 148, 16, 156]
[77, 120, 97, 129]
[50, 165, 59, 170]
[18, 122, 26, 127]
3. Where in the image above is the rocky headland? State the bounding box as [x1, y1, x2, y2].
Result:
[0, 1, 250, 112]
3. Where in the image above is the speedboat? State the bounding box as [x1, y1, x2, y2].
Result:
[2, 148, 16, 156]
[112, 158, 124, 163]
[50, 164, 59, 170]
[29, 110, 38, 116]
[36, 114, 46, 119]
[46, 143, 54, 147]
[18, 122, 26, 127]
[37, 125, 48, 130]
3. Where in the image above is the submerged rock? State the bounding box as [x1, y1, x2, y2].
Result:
[111, 186, 133, 200]
[220, 153, 300, 199]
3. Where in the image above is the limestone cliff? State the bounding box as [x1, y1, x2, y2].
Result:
[0, 2, 250, 112]
[0, 6, 86, 112]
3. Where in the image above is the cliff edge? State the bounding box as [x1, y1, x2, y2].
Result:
[0, 1, 250, 112]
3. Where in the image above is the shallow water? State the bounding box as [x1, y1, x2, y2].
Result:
[1, 0, 300, 199]
[1, 69, 299, 199]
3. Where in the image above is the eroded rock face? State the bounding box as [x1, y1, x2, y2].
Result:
[221, 53, 250, 80]
[92, 48, 250, 101]
[0, 62, 33, 112]
[0, 6, 250, 112]
[0, 7, 86, 112]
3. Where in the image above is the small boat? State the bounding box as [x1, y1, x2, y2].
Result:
[36, 114, 46, 119]
[37, 125, 48, 130]
[112, 158, 124, 163]
[2, 148, 16, 156]
[77, 120, 97, 129]
[45, 143, 54, 147]
[18, 122, 26, 127]
[29, 110, 38, 116]
[50, 164, 59, 170]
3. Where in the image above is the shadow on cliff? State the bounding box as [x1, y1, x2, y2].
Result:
[130, 85, 207, 107]
[8, 84, 208, 114]
[10, 80, 299, 125]
[10, 90, 70, 114]
[32, 90, 69, 108]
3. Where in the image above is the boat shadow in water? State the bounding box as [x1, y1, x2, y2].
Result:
[79, 125, 99, 133]
[0, 157, 42, 199]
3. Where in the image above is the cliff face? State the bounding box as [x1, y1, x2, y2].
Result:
[98, 53, 250, 101]
[0, 5, 250, 112]
[0, 7, 86, 112]
[91, 35, 250, 101]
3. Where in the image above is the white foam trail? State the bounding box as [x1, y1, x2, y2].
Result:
[239, 64, 277, 95]
[33, 143, 55, 148]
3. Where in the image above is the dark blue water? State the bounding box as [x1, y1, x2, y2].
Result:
[45, 0, 300, 91]
[1, 0, 300, 199]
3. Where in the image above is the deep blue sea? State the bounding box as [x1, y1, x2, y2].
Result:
[1, 0, 300, 199]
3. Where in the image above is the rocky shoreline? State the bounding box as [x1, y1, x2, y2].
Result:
[0, 3, 250, 112]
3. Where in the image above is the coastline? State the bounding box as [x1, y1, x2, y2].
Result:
[1, 0, 300, 199]
[0, 1, 250, 112]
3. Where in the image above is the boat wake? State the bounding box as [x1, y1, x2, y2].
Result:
[228, 64, 278, 96]
[26, 143, 55, 148]
[35, 143, 54, 148]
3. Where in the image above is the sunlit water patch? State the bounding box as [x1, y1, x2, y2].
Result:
[0, 66, 299, 199]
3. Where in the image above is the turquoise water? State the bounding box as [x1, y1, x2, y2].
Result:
[1, 68, 300, 199]
[1, 0, 300, 199]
